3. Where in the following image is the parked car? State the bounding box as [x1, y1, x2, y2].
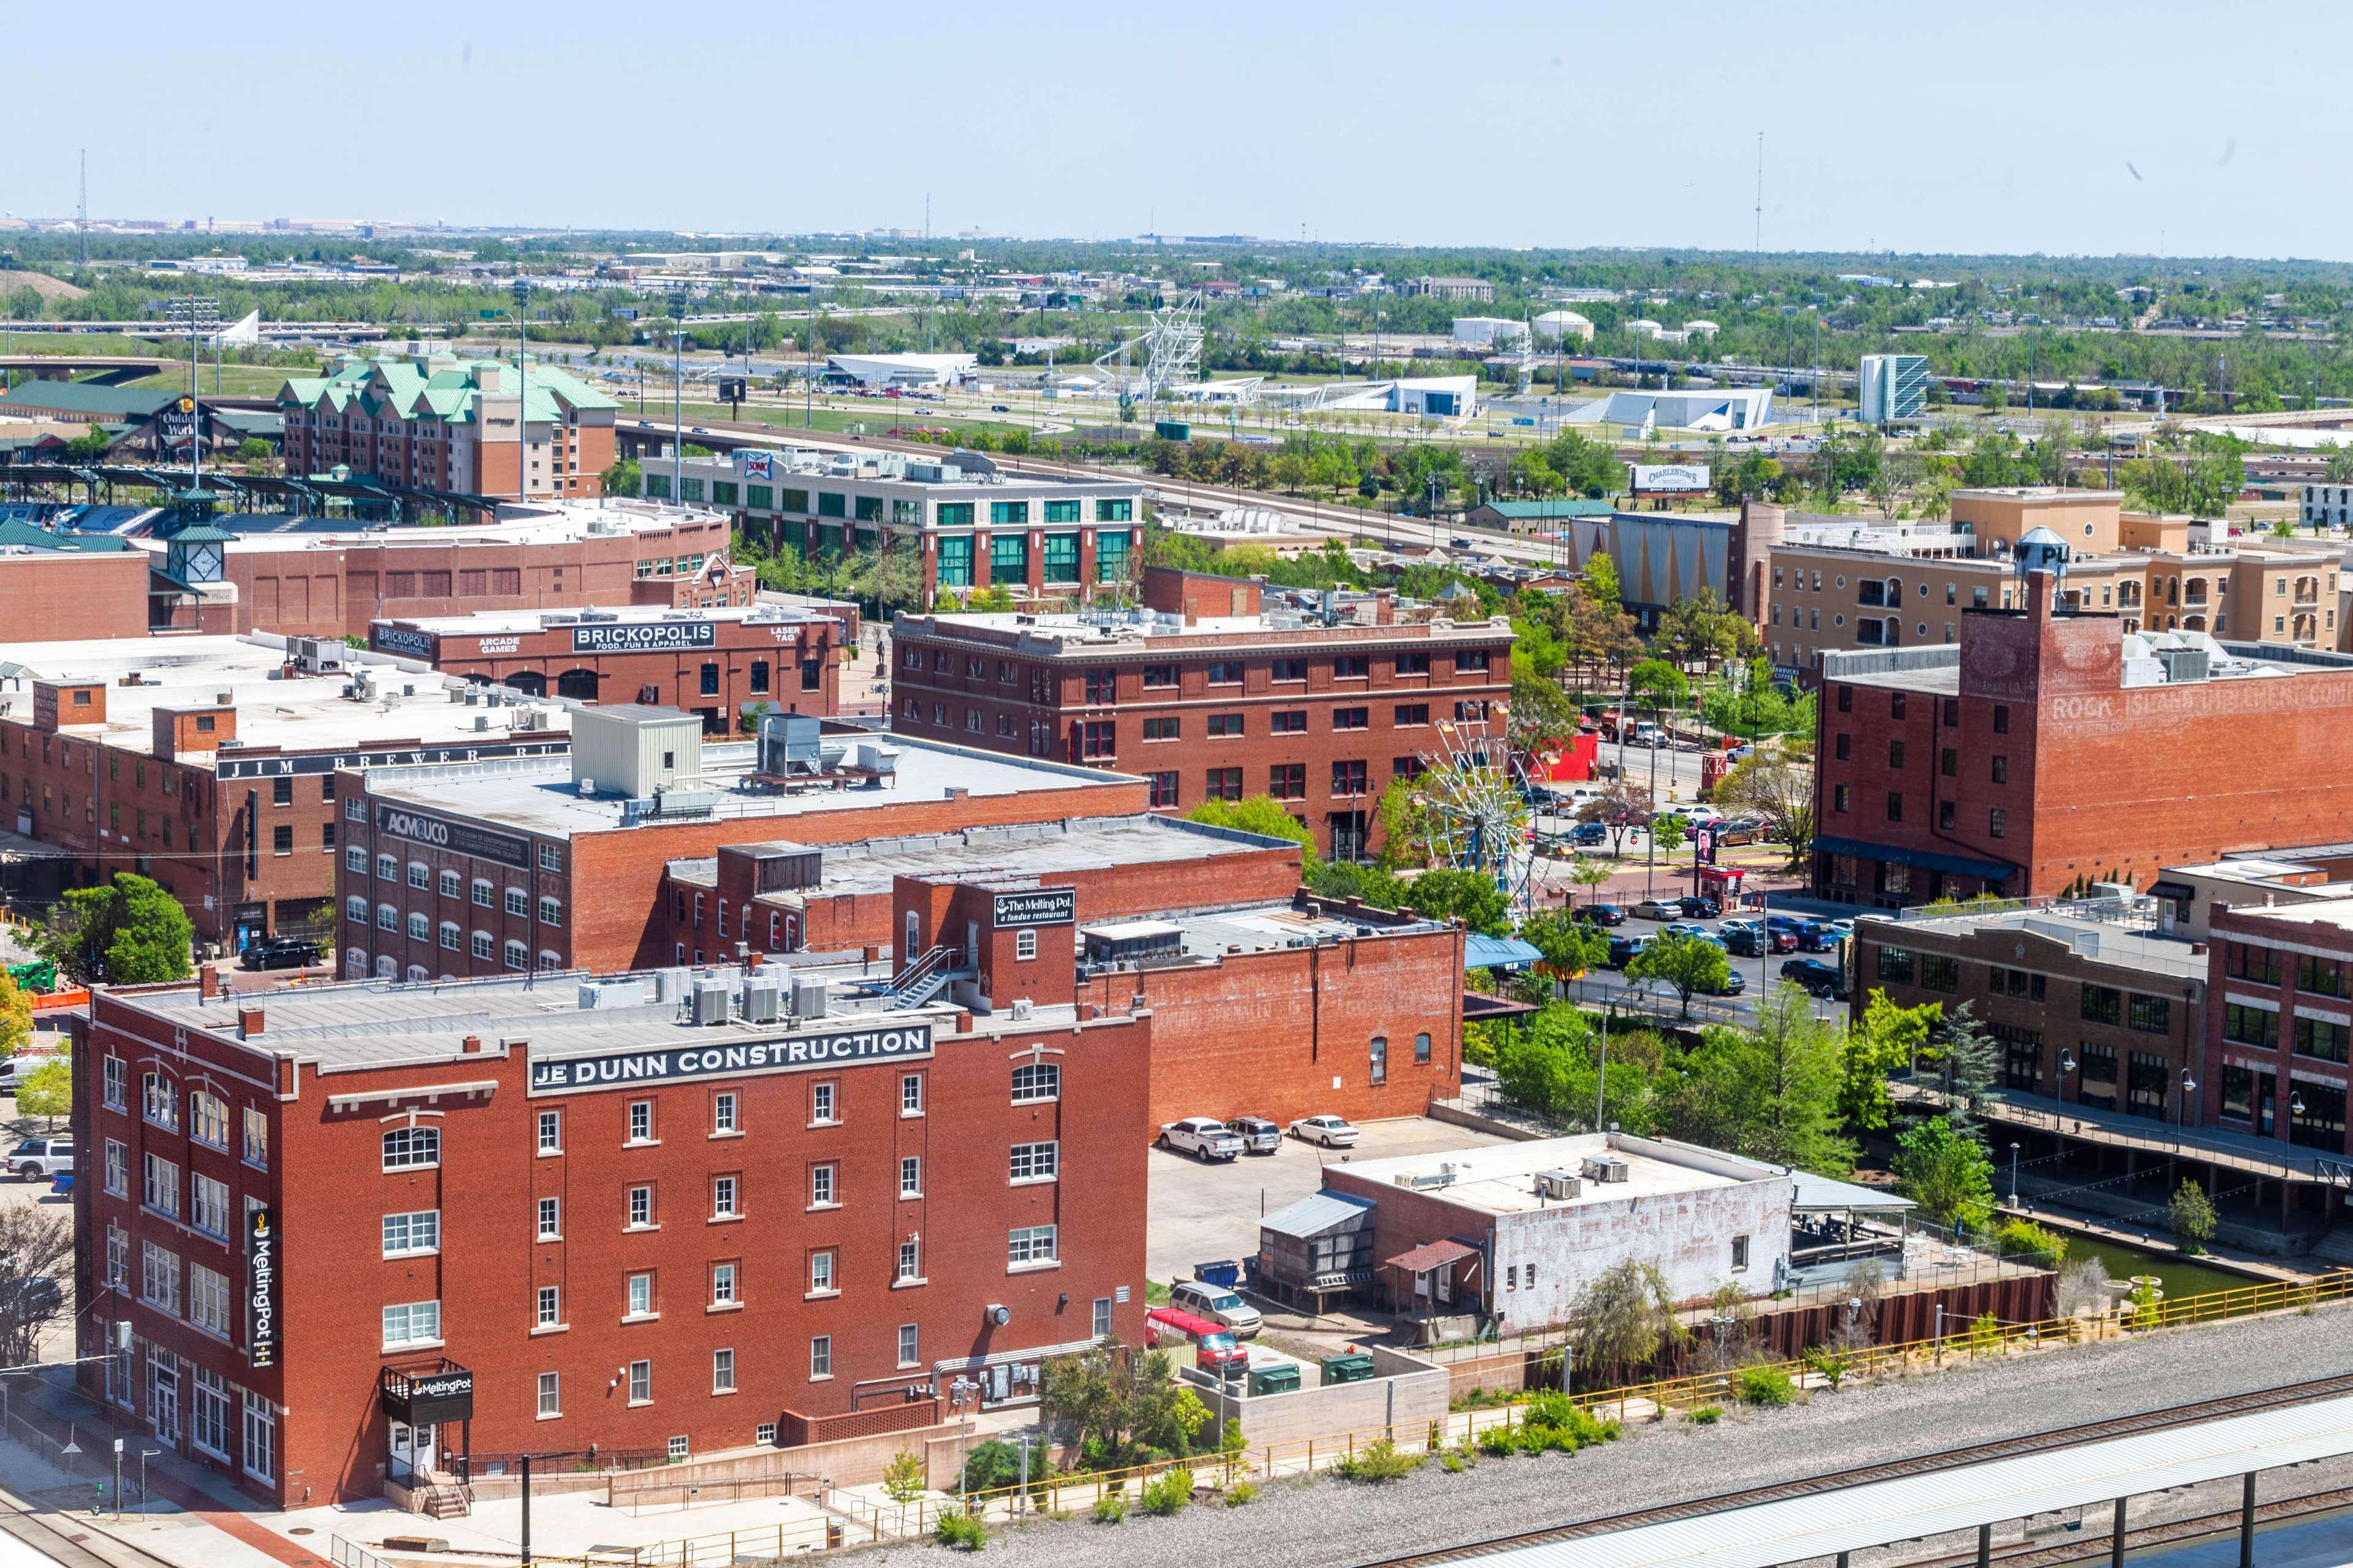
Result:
[1573, 903, 1626, 926]
[1171, 1281, 1264, 1339]
[1766, 914, 1836, 953]
[238, 936, 321, 972]
[1290, 1115, 1359, 1148]
[1781, 958, 1849, 999]
[1630, 897, 1682, 922]
[1567, 822, 1610, 847]
[1158, 1117, 1244, 1161]
[1606, 934, 1651, 968]
[1144, 1307, 1248, 1373]
[1714, 820, 1766, 846]
[1697, 967, 1749, 997]
[1680, 803, 1724, 824]
[1675, 895, 1722, 919]
[1720, 918, 1796, 956]
[6, 1138, 72, 1182]
[1660, 923, 1725, 947]
[1225, 1116, 1282, 1154]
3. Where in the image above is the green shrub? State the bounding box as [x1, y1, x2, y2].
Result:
[1441, 1453, 1465, 1474]
[1967, 1311, 2001, 1356]
[1139, 1466, 1193, 1516]
[1689, 1404, 1723, 1425]
[1735, 1366, 1796, 1407]
[1223, 1482, 1258, 1507]
[1994, 1217, 2069, 1266]
[935, 1509, 989, 1550]
[1092, 1494, 1128, 1524]
[1804, 1348, 1851, 1391]
[1475, 1424, 1519, 1458]
[1513, 1392, 1617, 1452]
[1331, 1438, 1424, 1482]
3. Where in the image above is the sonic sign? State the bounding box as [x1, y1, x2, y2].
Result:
[247, 1206, 279, 1369]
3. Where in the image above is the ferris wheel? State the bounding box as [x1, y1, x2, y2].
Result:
[1419, 703, 1557, 917]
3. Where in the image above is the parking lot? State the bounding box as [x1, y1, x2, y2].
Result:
[1144, 1116, 1513, 1295]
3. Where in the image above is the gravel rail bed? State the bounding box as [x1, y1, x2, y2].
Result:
[945, 1302, 2353, 1568]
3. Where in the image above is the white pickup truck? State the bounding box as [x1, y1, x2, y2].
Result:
[1157, 1117, 1244, 1162]
[6, 1138, 72, 1183]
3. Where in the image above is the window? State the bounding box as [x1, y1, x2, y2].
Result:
[1083, 667, 1116, 703]
[189, 1091, 229, 1149]
[1141, 663, 1179, 689]
[503, 939, 528, 969]
[811, 1165, 837, 1206]
[712, 1263, 739, 1306]
[1991, 755, 2009, 785]
[1016, 928, 1037, 960]
[439, 920, 461, 950]
[346, 846, 367, 874]
[2296, 1016, 2351, 1064]
[1008, 1225, 1059, 1267]
[538, 1197, 561, 1240]
[713, 1175, 739, 1219]
[808, 1249, 839, 1295]
[2224, 1002, 2281, 1050]
[1010, 1140, 1059, 1183]
[408, 911, 430, 941]
[1093, 1298, 1114, 1339]
[377, 854, 398, 881]
[1888, 740, 1906, 768]
[713, 1349, 737, 1394]
[143, 1071, 178, 1129]
[899, 1324, 920, 1367]
[1416, 1031, 1432, 1064]
[192, 1173, 231, 1238]
[629, 1360, 652, 1404]
[537, 1373, 561, 1417]
[901, 1074, 924, 1116]
[1836, 686, 1852, 713]
[382, 1210, 441, 1257]
[2129, 994, 2171, 1034]
[897, 1154, 922, 1197]
[1205, 767, 1242, 801]
[1834, 733, 1850, 761]
[2229, 942, 2284, 984]
[812, 1082, 837, 1124]
[629, 1100, 655, 1143]
[628, 1273, 656, 1318]
[142, 1153, 180, 1217]
[407, 861, 429, 890]
[1939, 748, 1956, 778]
[383, 1127, 440, 1171]
[1885, 792, 1903, 822]
[1206, 713, 1244, 738]
[105, 1140, 126, 1196]
[1393, 703, 1428, 727]
[628, 1186, 654, 1227]
[104, 1056, 126, 1111]
[810, 1338, 832, 1379]
[1370, 1034, 1388, 1085]
[1142, 716, 1180, 741]
[382, 1301, 443, 1348]
[1395, 651, 1431, 676]
[1833, 784, 1850, 814]
[1917, 955, 1959, 994]
[472, 931, 493, 960]
[472, 878, 493, 907]
[1271, 657, 1307, 683]
[192, 1368, 230, 1455]
[2080, 985, 2124, 1026]
[1731, 1235, 1750, 1271]
[897, 1238, 922, 1281]
[140, 1241, 180, 1312]
[1332, 706, 1369, 730]
[1876, 947, 1915, 984]
[1012, 1062, 1060, 1103]
[1989, 807, 2007, 839]
[1334, 654, 1369, 679]
[242, 1402, 276, 1484]
[1331, 760, 1369, 797]
[1149, 771, 1179, 808]
[539, 896, 563, 927]
[1269, 763, 1306, 800]
[1081, 720, 1116, 759]
[539, 843, 561, 873]
[242, 1107, 267, 1168]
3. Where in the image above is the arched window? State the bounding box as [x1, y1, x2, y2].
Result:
[346, 947, 370, 979]
[503, 939, 528, 971]
[439, 922, 461, 951]
[382, 1127, 439, 1170]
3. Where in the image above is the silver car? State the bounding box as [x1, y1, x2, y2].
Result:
[1171, 1280, 1263, 1338]
[1225, 1116, 1282, 1154]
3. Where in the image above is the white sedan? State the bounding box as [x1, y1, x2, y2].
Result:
[1290, 1115, 1359, 1148]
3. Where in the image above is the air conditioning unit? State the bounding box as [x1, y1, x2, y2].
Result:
[1581, 1156, 1629, 1183]
[1009, 998, 1034, 1020]
[742, 982, 783, 1025]
[791, 977, 831, 1019]
[1535, 1170, 1583, 1202]
[690, 979, 734, 1026]
[578, 979, 647, 1010]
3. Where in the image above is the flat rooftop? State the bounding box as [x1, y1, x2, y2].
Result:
[118, 962, 1000, 1077]
[127, 498, 726, 557]
[362, 734, 1138, 841]
[0, 634, 565, 762]
[894, 607, 1512, 651]
[2219, 895, 2353, 936]
[1336, 1133, 1782, 1217]
[1103, 900, 1449, 959]
[1825, 633, 2353, 695]
[1857, 900, 2208, 980]
[666, 814, 1295, 901]
[381, 602, 844, 636]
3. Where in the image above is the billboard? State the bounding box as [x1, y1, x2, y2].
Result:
[1630, 464, 1711, 494]
[992, 889, 1076, 928]
[373, 802, 532, 868]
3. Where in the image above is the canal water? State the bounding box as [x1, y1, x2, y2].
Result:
[2059, 1234, 2262, 1304]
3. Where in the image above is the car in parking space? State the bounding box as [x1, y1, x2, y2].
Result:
[1225, 1116, 1282, 1154]
[1768, 914, 1836, 952]
[6, 1138, 72, 1182]
[1574, 903, 1626, 926]
[1675, 895, 1722, 919]
[1781, 958, 1849, 999]
[1660, 923, 1725, 947]
[1606, 933, 1651, 968]
[1714, 819, 1766, 846]
[1567, 822, 1610, 847]
[1171, 1280, 1264, 1339]
[1698, 967, 1749, 997]
[238, 935, 321, 971]
[1158, 1117, 1244, 1161]
[1290, 1114, 1359, 1148]
[1720, 918, 1795, 956]
[1630, 897, 1682, 922]
[1680, 803, 1724, 824]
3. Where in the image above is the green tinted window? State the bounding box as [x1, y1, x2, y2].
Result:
[818, 491, 848, 518]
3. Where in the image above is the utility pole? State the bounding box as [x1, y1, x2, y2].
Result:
[78, 150, 88, 267]
[1753, 132, 1764, 264]
[668, 290, 687, 501]
[513, 278, 530, 501]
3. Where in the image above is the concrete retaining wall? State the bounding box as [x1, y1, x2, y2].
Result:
[1195, 1344, 1450, 1451]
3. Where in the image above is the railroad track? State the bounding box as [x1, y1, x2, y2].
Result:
[1351, 1373, 2353, 1568]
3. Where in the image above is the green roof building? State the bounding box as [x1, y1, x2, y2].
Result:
[277, 352, 620, 501]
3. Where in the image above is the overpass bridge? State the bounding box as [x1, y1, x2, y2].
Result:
[0, 357, 165, 385]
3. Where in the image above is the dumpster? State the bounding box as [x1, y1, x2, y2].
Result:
[1320, 1353, 1376, 1385]
[1193, 1259, 1242, 1289]
[1247, 1362, 1301, 1396]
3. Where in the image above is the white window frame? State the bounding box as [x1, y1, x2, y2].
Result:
[382, 1210, 441, 1258]
[1009, 1140, 1060, 1184]
[712, 1262, 737, 1306]
[1011, 1062, 1060, 1104]
[382, 1126, 439, 1170]
[713, 1349, 736, 1393]
[1008, 1224, 1059, 1268]
[537, 1110, 562, 1155]
[536, 1371, 561, 1417]
[900, 1074, 923, 1116]
[536, 1285, 561, 1327]
[713, 1175, 739, 1219]
[810, 1250, 835, 1295]
[900, 1156, 921, 1198]
[628, 1360, 652, 1404]
[382, 1300, 443, 1349]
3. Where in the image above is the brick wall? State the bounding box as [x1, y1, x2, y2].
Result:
[0, 555, 152, 641]
[778, 1397, 941, 1448]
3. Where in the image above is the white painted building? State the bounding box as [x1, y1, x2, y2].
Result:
[821, 352, 978, 388]
[1451, 317, 1530, 349]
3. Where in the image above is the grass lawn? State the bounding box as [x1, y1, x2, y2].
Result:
[642, 398, 1028, 442]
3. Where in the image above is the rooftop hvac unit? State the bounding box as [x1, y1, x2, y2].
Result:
[690, 979, 734, 1026]
[653, 966, 691, 1004]
[1009, 998, 1034, 1020]
[791, 977, 831, 1020]
[576, 776, 596, 798]
[759, 713, 825, 775]
[853, 739, 900, 776]
[463, 686, 481, 705]
[578, 979, 647, 1010]
[1535, 1170, 1583, 1201]
[473, 714, 490, 732]
[1581, 1156, 1629, 1184]
[742, 981, 784, 1025]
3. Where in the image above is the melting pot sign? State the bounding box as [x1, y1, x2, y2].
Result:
[247, 1206, 278, 1369]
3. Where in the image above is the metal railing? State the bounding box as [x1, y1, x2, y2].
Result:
[329, 1540, 385, 1568]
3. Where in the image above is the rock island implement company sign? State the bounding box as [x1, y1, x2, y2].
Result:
[528, 1022, 935, 1094]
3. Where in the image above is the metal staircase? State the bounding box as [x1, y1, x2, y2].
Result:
[889, 944, 960, 1009]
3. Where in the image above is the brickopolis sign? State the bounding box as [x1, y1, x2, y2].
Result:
[570, 620, 718, 654]
[527, 1022, 935, 1095]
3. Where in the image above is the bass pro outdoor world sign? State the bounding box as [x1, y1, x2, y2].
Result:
[571, 620, 718, 655]
[528, 1021, 935, 1095]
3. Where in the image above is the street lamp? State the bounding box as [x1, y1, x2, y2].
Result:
[2009, 1142, 2021, 1208]
[2176, 1072, 2197, 1132]
[164, 295, 219, 488]
[512, 279, 531, 501]
[667, 291, 688, 502]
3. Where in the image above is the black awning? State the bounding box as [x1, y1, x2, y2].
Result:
[1814, 834, 2017, 884]
[382, 1363, 476, 1425]
[2149, 881, 2195, 901]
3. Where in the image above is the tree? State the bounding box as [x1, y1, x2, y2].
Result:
[13, 1058, 70, 1131]
[1625, 658, 1690, 724]
[1657, 984, 1854, 1172]
[1649, 813, 1686, 857]
[0, 969, 26, 1064]
[1516, 906, 1608, 987]
[1508, 664, 1575, 759]
[2169, 1180, 2218, 1255]
[1576, 781, 1651, 857]
[0, 1207, 70, 1366]
[1571, 1259, 1687, 1387]
[1711, 753, 1815, 867]
[1842, 990, 1937, 1133]
[1654, 591, 1753, 673]
[1893, 1115, 1994, 1231]
[38, 873, 193, 987]
[64, 430, 111, 463]
[1925, 1001, 2001, 1142]
[1626, 931, 1728, 1019]
[881, 1449, 928, 1504]
[1399, 868, 1510, 936]
[1566, 855, 1613, 907]
[1186, 795, 1321, 881]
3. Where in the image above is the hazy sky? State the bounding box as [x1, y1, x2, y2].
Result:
[14, 1, 2345, 258]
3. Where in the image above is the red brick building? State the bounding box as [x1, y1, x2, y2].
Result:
[2203, 897, 2353, 1157]
[889, 569, 1516, 858]
[277, 355, 620, 501]
[72, 965, 1149, 1505]
[371, 604, 851, 733]
[140, 501, 756, 642]
[0, 636, 568, 953]
[1813, 568, 2353, 908]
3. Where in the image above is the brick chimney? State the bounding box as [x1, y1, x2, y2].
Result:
[199, 966, 220, 1001]
[237, 1006, 264, 1040]
[461, 1035, 484, 1055]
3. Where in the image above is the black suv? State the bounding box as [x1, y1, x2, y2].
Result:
[1574, 903, 1627, 927]
[1675, 895, 1721, 919]
[238, 936, 321, 972]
